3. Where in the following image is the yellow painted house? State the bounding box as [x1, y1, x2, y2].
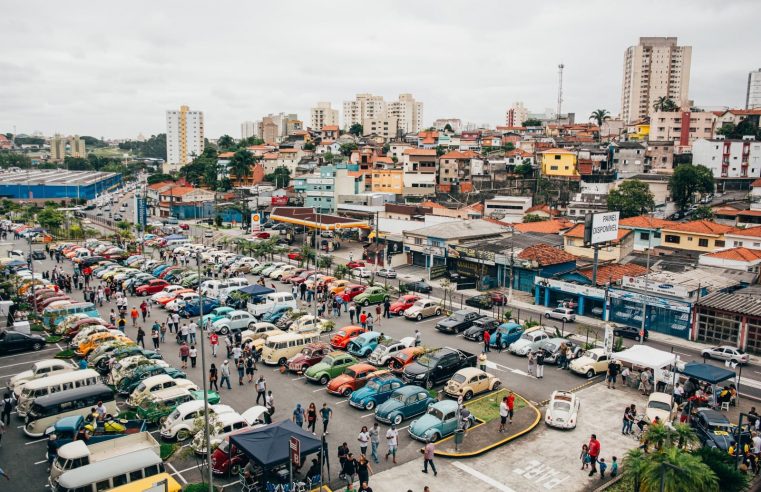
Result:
[631, 123, 650, 141]
[660, 220, 733, 252]
[370, 169, 403, 195]
[540, 148, 578, 177]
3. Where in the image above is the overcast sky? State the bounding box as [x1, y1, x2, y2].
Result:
[2, 0, 759, 139]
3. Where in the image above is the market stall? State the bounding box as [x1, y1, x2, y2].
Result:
[612, 344, 680, 390]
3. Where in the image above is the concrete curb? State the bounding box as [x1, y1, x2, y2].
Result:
[433, 390, 542, 458]
[539, 375, 604, 406]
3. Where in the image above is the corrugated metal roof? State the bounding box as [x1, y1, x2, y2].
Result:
[697, 291, 761, 317]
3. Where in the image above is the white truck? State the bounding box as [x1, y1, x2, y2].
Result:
[246, 292, 297, 318]
[48, 431, 159, 486]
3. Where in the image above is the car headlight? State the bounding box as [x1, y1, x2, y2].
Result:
[416, 374, 425, 379]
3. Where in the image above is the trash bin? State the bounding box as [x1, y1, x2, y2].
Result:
[454, 429, 465, 450]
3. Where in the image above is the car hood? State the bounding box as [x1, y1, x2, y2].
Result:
[327, 375, 352, 389]
[463, 326, 483, 336]
[403, 362, 428, 378]
[570, 357, 594, 368]
[350, 386, 375, 402]
[410, 414, 440, 435]
[707, 430, 735, 451]
[9, 369, 34, 385]
[376, 398, 404, 416]
[511, 339, 532, 349]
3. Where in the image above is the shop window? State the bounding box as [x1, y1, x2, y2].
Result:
[698, 238, 709, 247]
[697, 309, 740, 346]
[664, 235, 680, 244]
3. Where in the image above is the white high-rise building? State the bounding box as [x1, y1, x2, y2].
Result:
[747, 69, 761, 109]
[310, 102, 339, 130]
[505, 102, 529, 127]
[343, 94, 386, 131]
[241, 121, 256, 140]
[165, 105, 204, 172]
[620, 37, 692, 123]
[388, 93, 424, 134]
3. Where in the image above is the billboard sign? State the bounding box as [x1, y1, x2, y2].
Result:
[289, 437, 301, 467]
[584, 212, 620, 245]
[134, 194, 147, 229]
[251, 213, 261, 233]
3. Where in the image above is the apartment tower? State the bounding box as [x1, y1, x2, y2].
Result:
[620, 37, 692, 123]
[747, 69, 761, 109]
[310, 102, 339, 130]
[165, 105, 204, 172]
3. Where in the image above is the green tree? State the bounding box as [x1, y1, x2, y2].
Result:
[691, 205, 714, 220]
[63, 156, 91, 171]
[118, 134, 167, 160]
[300, 244, 316, 268]
[607, 179, 655, 218]
[443, 123, 453, 132]
[589, 109, 611, 126]
[514, 161, 533, 178]
[37, 207, 65, 230]
[653, 97, 679, 112]
[339, 143, 358, 157]
[435, 145, 447, 157]
[0, 153, 32, 169]
[303, 142, 316, 151]
[669, 164, 715, 211]
[522, 118, 542, 127]
[265, 166, 291, 188]
[640, 446, 717, 492]
[691, 447, 748, 492]
[333, 264, 350, 280]
[502, 142, 515, 152]
[323, 152, 336, 164]
[217, 135, 236, 151]
[80, 136, 107, 148]
[349, 123, 363, 136]
[116, 220, 131, 231]
[522, 214, 546, 223]
[717, 119, 761, 140]
[147, 173, 174, 185]
[317, 255, 333, 273]
[228, 150, 255, 186]
[239, 136, 264, 147]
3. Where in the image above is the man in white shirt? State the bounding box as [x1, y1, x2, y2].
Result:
[752, 432, 761, 455]
[385, 424, 399, 464]
[188, 321, 197, 344]
[499, 396, 509, 433]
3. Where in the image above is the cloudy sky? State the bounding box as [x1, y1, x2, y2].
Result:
[2, 0, 759, 139]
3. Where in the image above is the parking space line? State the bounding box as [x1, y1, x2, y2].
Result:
[0, 360, 40, 370]
[34, 459, 47, 465]
[312, 388, 326, 393]
[292, 376, 305, 381]
[452, 461, 517, 492]
[335, 399, 348, 405]
[166, 462, 187, 485]
[220, 480, 242, 489]
[0, 347, 58, 360]
[361, 413, 374, 418]
[25, 437, 48, 445]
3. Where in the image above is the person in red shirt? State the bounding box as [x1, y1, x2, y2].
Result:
[359, 312, 368, 329]
[507, 391, 515, 423]
[130, 308, 139, 327]
[209, 332, 219, 358]
[483, 330, 491, 353]
[587, 434, 601, 476]
[179, 341, 190, 369]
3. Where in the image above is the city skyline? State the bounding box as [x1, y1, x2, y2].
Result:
[2, 0, 759, 138]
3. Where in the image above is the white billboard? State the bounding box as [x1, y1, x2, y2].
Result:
[585, 212, 620, 245]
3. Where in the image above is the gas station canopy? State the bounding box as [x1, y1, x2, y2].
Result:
[270, 207, 371, 230]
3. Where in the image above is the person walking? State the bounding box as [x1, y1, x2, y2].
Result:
[209, 332, 219, 358]
[180, 324, 189, 344]
[535, 350, 545, 379]
[292, 403, 305, 427]
[341, 453, 358, 487]
[385, 424, 399, 463]
[421, 439, 437, 476]
[507, 391, 515, 424]
[483, 329, 491, 352]
[588, 434, 601, 476]
[151, 324, 160, 350]
[357, 455, 372, 487]
[220, 360, 232, 390]
[159, 322, 167, 344]
[369, 422, 381, 463]
[179, 342, 190, 369]
[140, 301, 148, 322]
[130, 307, 139, 327]
[527, 351, 536, 376]
[478, 351, 487, 372]
[359, 311, 367, 329]
[607, 359, 620, 389]
[375, 304, 382, 327]
[320, 403, 333, 435]
[415, 330, 421, 347]
[255, 376, 267, 405]
[499, 396, 509, 433]
[383, 298, 391, 318]
[265, 391, 275, 416]
[358, 426, 370, 456]
[349, 303, 356, 324]
[209, 364, 219, 391]
[306, 402, 317, 434]
[188, 321, 197, 344]
[236, 358, 245, 385]
[136, 326, 146, 349]
[245, 354, 255, 383]
[189, 345, 198, 368]
[171, 312, 180, 336]
[1, 393, 13, 426]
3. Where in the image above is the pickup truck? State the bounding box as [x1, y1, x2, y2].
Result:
[45, 415, 148, 448]
[435, 310, 483, 334]
[48, 430, 159, 486]
[402, 347, 477, 389]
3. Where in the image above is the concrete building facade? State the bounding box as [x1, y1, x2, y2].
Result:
[620, 37, 692, 123]
[692, 138, 761, 179]
[748, 69, 761, 109]
[647, 110, 716, 151]
[505, 102, 529, 127]
[310, 102, 339, 131]
[387, 94, 424, 134]
[241, 121, 256, 140]
[165, 105, 204, 172]
[343, 94, 386, 131]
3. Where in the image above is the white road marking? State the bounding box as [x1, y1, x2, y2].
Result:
[25, 437, 48, 445]
[738, 377, 761, 391]
[166, 462, 187, 485]
[335, 399, 348, 405]
[452, 461, 518, 492]
[313, 387, 326, 393]
[34, 459, 47, 465]
[361, 412, 375, 418]
[0, 360, 40, 370]
[511, 369, 529, 376]
[0, 347, 58, 360]
[292, 376, 305, 381]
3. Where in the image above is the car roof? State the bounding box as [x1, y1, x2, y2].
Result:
[697, 408, 729, 423]
[395, 385, 427, 396]
[455, 367, 485, 377]
[347, 363, 377, 372]
[432, 400, 459, 412]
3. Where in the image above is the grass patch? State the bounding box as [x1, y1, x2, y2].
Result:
[46, 335, 62, 344]
[184, 484, 214, 492]
[160, 443, 178, 460]
[31, 323, 46, 332]
[55, 349, 75, 359]
[118, 410, 137, 420]
[465, 389, 526, 423]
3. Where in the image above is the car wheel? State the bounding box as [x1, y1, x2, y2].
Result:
[702, 352, 710, 359]
[425, 379, 434, 390]
[430, 432, 441, 442]
[562, 317, 568, 322]
[319, 375, 329, 385]
[32, 342, 43, 351]
[544, 313, 551, 319]
[501, 342, 508, 350]
[477, 334, 483, 342]
[342, 387, 352, 397]
[393, 414, 403, 425]
[464, 390, 473, 401]
[176, 429, 191, 442]
[363, 299, 370, 307]
[230, 463, 242, 477]
[586, 369, 595, 379]
[435, 309, 441, 316]
[219, 326, 229, 335]
[365, 400, 375, 410]
[492, 381, 501, 391]
[417, 314, 423, 321]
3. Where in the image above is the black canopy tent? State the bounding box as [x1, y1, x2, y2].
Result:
[679, 362, 739, 407]
[235, 285, 275, 297]
[230, 420, 322, 469]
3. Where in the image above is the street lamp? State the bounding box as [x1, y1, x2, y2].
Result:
[195, 252, 213, 489]
[423, 247, 432, 281]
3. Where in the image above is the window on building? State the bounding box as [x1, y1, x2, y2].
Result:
[698, 238, 709, 247]
[550, 166, 558, 171]
[554, 155, 561, 160]
[641, 232, 650, 241]
[414, 238, 422, 245]
[715, 240, 725, 248]
[664, 235, 680, 244]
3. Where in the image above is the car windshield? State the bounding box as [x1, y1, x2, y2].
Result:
[415, 354, 433, 367]
[366, 381, 380, 391]
[412, 301, 426, 308]
[708, 421, 732, 431]
[451, 374, 466, 384]
[519, 333, 533, 341]
[648, 401, 671, 412]
[136, 382, 147, 392]
[427, 407, 445, 420]
[217, 440, 229, 453]
[322, 356, 335, 366]
[168, 409, 180, 421]
[450, 313, 465, 321]
[553, 401, 571, 412]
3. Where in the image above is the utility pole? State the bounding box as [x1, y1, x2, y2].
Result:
[556, 63, 565, 122]
[639, 235, 652, 344]
[195, 252, 213, 489]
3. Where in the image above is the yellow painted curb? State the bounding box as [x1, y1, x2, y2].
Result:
[433, 390, 542, 458]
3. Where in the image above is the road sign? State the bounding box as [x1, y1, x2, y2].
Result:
[289, 437, 301, 467]
[251, 213, 261, 233]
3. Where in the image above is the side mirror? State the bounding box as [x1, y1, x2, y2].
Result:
[436, 365, 443, 371]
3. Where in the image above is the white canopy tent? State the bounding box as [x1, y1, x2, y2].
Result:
[612, 344, 680, 385]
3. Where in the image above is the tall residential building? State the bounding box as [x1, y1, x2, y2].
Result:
[256, 113, 297, 143]
[69, 135, 86, 158]
[747, 69, 761, 109]
[49, 135, 86, 161]
[49, 135, 66, 161]
[433, 118, 462, 133]
[388, 94, 424, 134]
[505, 102, 529, 127]
[310, 102, 339, 130]
[165, 105, 204, 172]
[343, 93, 386, 131]
[620, 37, 692, 123]
[241, 121, 256, 139]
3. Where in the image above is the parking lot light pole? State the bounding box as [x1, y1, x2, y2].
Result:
[195, 252, 213, 489]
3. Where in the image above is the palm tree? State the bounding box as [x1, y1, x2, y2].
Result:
[589, 109, 611, 126]
[334, 264, 350, 280]
[317, 255, 333, 274]
[641, 446, 717, 492]
[228, 150, 255, 186]
[644, 422, 673, 451]
[672, 423, 698, 449]
[300, 244, 316, 269]
[623, 448, 648, 492]
[653, 97, 680, 113]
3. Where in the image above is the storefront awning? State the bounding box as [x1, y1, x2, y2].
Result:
[270, 206, 370, 230]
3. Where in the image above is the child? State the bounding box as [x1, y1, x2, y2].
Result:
[611, 456, 619, 477]
[580, 444, 590, 470]
[599, 458, 607, 479]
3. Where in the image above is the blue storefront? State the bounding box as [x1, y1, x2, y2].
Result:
[0, 173, 122, 200]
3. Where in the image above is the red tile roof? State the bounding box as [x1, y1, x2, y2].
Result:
[403, 148, 437, 156]
[467, 203, 484, 213]
[160, 186, 196, 196]
[440, 151, 481, 159]
[619, 215, 677, 229]
[322, 125, 339, 132]
[517, 243, 576, 266]
[525, 204, 558, 216]
[564, 223, 631, 243]
[420, 200, 447, 210]
[661, 220, 734, 235]
[218, 151, 235, 158]
[738, 210, 761, 217]
[713, 207, 741, 217]
[513, 219, 574, 234]
[751, 178, 761, 188]
[578, 263, 648, 286]
[704, 247, 761, 262]
[726, 226, 761, 238]
[505, 149, 533, 158]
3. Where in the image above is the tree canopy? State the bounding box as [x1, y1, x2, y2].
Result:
[669, 164, 714, 211]
[443, 123, 454, 132]
[589, 109, 611, 126]
[0, 153, 32, 169]
[118, 134, 167, 160]
[265, 166, 291, 188]
[339, 143, 358, 157]
[228, 149, 255, 186]
[522, 118, 542, 127]
[607, 179, 655, 218]
[717, 119, 761, 140]
[653, 97, 680, 112]
[217, 135, 236, 151]
[349, 123, 363, 136]
[179, 147, 219, 188]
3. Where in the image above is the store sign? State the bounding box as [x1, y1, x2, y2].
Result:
[535, 277, 605, 299]
[271, 195, 288, 206]
[607, 288, 691, 314]
[623, 276, 692, 299]
[448, 245, 495, 264]
[289, 437, 301, 467]
[584, 212, 619, 245]
[251, 213, 261, 233]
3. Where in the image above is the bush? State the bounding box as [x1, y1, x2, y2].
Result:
[46, 335, 62, 344]
[160, 443, 178, 460]
[31, 323, 46, 332]
[55, 349, 75, 359]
